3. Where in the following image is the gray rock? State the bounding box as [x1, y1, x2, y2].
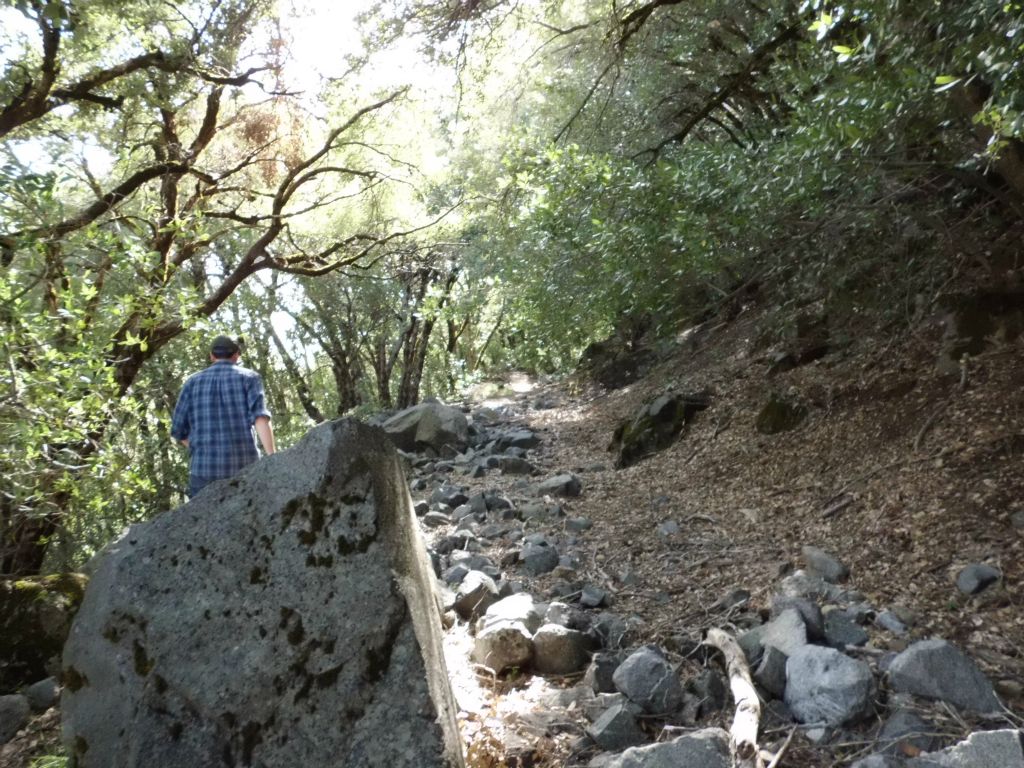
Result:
[1012, 511, 1024, 530]
[591, 613, 630, 649]
[613, 646, 684, 714]
[770, 595, 825, 640]
[657, 520, 680, 537]
[878, 709, 940, 757]
[586, 653, 624, 693]
[692, 669, 728, 715]
[0, 694, 30, 744]
[566, 517, 593, 532]
[580, 585, 608, 608]
[586, 702, 645, 751]
[383, 402, 469, 453]
[785, 646, 875, 725]
[536, 473, 583, 498]
[824, 611, 869, 648]
[430, 484, 470, 508]
[423, 511, 452, 528]
[498, 456, 537, 475]
[532, 624, 592, 675]
[453, 570, 499, 620]
[956, 564, 1002, 595]
[739, 608, 808, 663]
[753, 646, 788, 699]
[473, 618, 534, 674]
[802, 545, 850, 583]
[598, 728, 730, 768]
[715, 588, 752, 610]
[906, 729, 1024, 767]
[875, 611, 909, 636]
[484, 594, 543, 634]
[520, 539, 560, 576]
[851, 756, 903, 768]
[888, 639, 1000, 714]
[779, 569, 845, 602]
[61, 420, 462, 768]
[584, 692, 629, 722]
[25, 677, 60, 712]
[496, 430, 541, 451]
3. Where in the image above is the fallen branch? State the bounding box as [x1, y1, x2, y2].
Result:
[704, 628, 764, 767]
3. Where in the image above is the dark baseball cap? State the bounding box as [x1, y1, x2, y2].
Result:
[210, 335, 243, 357]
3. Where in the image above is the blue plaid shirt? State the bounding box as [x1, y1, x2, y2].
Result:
[170, 360, 272, 493]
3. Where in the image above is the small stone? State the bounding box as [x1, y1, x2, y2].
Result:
[716, 588, 752, 610]
[955, 564, 1002, 595]
[453, 570, 499, 620]
[520, 538, 560, 576]
[785, 646, 875, 726]
[658, 520, 680, 537]
[802, 545, 850, 583]
[850, 756, 902, 768]
[580, 585, 608, 609]
[532, 623, 592, 675]
[413, 500, 429, 516]
[422, 511, 452, 528]
[770, 595, 825, 640]
[598, 729, 730, 768]
[566, 517, 593, 532]
[585, 653, 624, 694]
[878, 708, 940, 757]
[888, 639, 1000, 714]
[498, 456, 537, 475]
[875, 611, 909, 636]
[1012, 510, 1024, 530]
[535, 473, 583, 498]
[0, 694, 30, 744]
[753, 646, 788, 699]
[473, 619, 534, 673]
[585, 702, 645, 751]
[613, 645, 683, 714]
[24, 677, 60, 712]
[692, 669, 728, 715]
[824, 611, 869, 649]
[739, 608, 808, 663]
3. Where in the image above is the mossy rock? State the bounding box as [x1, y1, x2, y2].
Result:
[755, 396, 806, 435]
[939, 290, 1024, 368]
[0, 573, 88, 692]
[612, 392, 711, 468]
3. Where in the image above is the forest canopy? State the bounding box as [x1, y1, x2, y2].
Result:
[1, 0, 1022, 574]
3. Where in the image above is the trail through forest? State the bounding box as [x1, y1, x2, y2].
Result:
[425, 304, 1024, 767]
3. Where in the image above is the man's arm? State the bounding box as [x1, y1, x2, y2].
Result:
[254, 415, 275, 455]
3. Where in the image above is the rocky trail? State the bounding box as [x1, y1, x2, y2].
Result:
[2, 305, 1023, 768]
[401, 310, 1024, 767]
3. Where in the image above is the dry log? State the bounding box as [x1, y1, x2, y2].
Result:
[704, 627, 763, 767]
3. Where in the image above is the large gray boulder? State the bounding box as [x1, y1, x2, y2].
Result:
[785, 646, 874, 725]
[887, 639, 1000, 714]
[383, 402, 469, 454]
[62, 419, 463, 768]
[598, 728, 730, 768]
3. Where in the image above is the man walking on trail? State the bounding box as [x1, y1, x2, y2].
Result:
[171, 335, 276, 498]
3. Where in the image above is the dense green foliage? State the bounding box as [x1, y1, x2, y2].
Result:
[2, 0, 1022, 573]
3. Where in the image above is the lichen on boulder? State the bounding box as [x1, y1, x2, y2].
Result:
[0, 572, 87, 692]
[61, 419, 463, 768]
